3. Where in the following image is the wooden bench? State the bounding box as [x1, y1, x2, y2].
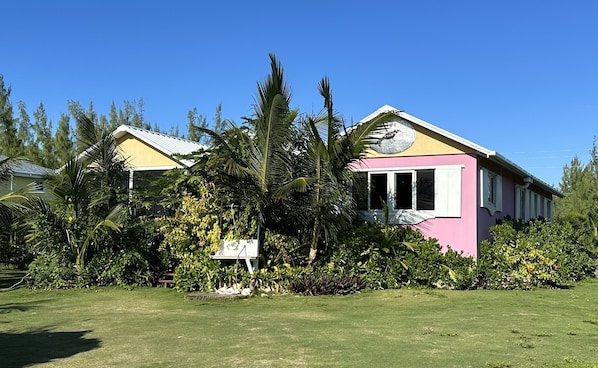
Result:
[211, 239, 259, 274]
[157, 272, 174, 287]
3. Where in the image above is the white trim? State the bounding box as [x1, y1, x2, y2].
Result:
[357, 105, 495, 157]
[353, 164, 464, 172]
[356, 164, 462, 223]
[480, 167, 502, 215]
[355, 105, 562, 197]
[128, 165, 182, 171]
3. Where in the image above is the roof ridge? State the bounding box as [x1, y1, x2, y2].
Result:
[123, 124, 201, 145]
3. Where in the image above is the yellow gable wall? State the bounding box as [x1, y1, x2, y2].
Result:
[365, 116, 475, 158]
[116, 134, 180, 169]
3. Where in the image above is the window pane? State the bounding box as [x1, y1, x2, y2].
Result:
[394, 172, 412, 209]
[488, 174, 495, 203]
[370, 174, 387, 210]
[416, 170, 435, 210]
[352, 172, 368, 210]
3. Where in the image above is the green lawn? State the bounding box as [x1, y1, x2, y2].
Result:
[1, 280, 598, 368]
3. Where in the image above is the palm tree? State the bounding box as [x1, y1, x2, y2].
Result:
[29, 113, 127, 273]
[194, 54, 304, 245]
[0, 156, 31, 261]
[302, 77, 388, 264]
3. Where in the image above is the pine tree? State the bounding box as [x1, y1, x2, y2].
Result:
[556, 139, 598, 220]
[68, 100, 100, 154]
[54, 113, 74, 166]
[0, 75, 21, 157]
[17, 101, 35, 159]
[31, 103, 57, 168]
[109, 101, 119, 130]
[213, 103, 223, 133]
[187, 107, 207, 142]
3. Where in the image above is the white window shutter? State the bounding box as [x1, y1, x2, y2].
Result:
[480, 168, 489, 208]
[435, 166, 462, 217]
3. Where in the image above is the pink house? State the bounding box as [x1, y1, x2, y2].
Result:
[352, 105, 562, 258]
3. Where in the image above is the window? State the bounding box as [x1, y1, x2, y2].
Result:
[394, 172, 412, 209]
[370, 173, 387, 210]
[516, 187, 527, 221]
[544, 198, 553, 219]
[416, 170, 435, 210]
[393, 170, 434, 210]
[353, 172, 368, 211]
[532, 193, 540, 218]
[353, 165, 462, 221]
[480, 168, 502, 215]
[488, 173, 496, 203]
[31, 180, 44, 193]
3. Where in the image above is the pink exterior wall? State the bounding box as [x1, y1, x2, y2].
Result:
[354, 153, 480, 257]
[476, 166, 517, 247]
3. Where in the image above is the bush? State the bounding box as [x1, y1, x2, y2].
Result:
[86, 248, 152, 287]
[328, 222, 477, 290]
[442, 247, 478, 290]
[477, 218, 597, 289]
[28, 252, 77, 289]
[328, 222, 413, 290]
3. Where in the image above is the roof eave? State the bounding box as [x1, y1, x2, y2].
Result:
[359, 105, 563, 198]
[489, 153, 563, 197]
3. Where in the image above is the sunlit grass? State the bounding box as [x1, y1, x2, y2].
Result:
[1, 279, 598, 367]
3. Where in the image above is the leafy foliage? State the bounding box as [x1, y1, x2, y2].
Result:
[477, 218, 597, 289]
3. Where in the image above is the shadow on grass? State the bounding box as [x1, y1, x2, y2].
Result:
[0, 300, 50, 314]
[0, 329, 101, 367]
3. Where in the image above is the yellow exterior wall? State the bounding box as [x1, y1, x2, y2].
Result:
[365, 116, 474, 158]
[116, 134, 180, 169]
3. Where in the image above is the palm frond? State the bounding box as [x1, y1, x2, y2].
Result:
[44, 158, 91, 215]
[249, 61, 295, 193]
[275, 177, 313, 197]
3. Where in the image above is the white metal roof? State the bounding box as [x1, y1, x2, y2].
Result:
[358, 105, 562, 197]
[0, 155, 54, 177]
[112, 125, 206, 168]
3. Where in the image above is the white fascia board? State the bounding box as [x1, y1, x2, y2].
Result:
[356, 105, 496, 158]
[491, 153, 563, 197]
[356, 105, 562, 197]
[128, 166, 183, 171]
[396, 111, 496, 158]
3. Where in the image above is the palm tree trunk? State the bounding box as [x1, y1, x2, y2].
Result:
[308, 157, 322, 265]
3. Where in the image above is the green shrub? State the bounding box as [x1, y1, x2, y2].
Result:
[28, 252, 77, 289]
[173, 249, 221, 292]
[477, 218, 597, 289]
[87, 248, 152, 287]
[328, 222, 413, 290]
[403, 236, 447, 288]
[261, 230, 304, 267]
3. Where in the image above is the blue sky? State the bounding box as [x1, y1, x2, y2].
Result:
[2, 1, 597, 186]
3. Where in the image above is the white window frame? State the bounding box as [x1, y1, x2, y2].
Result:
[480, 168, 502, 215]
[392, 169, 434, 212]
[354, 164, 463, 223]
[515, 186, 528, 221]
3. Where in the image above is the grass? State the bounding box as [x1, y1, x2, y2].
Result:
[1, 279, 598, 367]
